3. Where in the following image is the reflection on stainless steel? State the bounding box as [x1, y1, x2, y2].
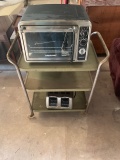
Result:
[61, 32, 68, 50]
[61, 28, 73, 51]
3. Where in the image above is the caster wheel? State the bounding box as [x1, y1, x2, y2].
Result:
[28, 113, 35, 119]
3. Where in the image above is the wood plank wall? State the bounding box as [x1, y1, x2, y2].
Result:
[87, 6, 120, 54]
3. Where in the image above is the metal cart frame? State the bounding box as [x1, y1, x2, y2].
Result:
[7, 32, 109, 118]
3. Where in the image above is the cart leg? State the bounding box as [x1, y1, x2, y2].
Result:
[86, 65, 101, 112]
[16, 66, 34, 117]
[86, 31, 110, 112]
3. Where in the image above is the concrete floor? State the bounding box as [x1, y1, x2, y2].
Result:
[1, 62, 120, 160]
[1, 1, 120, 160]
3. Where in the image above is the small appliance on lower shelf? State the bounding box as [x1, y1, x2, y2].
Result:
[46, 92, 74, 109]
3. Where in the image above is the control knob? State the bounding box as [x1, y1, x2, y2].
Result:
[80, 39, 87, 46]
[80, 31, 88, 38]
[79, 48, 86, 55]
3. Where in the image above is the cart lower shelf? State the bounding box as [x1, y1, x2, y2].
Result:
[32, 92, 87, 112]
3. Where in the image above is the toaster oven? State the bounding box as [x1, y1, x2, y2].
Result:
[18, 4, 92, 63]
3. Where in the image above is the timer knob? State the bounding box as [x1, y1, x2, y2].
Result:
[79, 48, 86, 55]
[80, 39, 87, 46]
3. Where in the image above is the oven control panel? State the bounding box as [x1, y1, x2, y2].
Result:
[78, 26, 89, 61]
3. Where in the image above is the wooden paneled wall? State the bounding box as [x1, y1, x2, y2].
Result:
[87, 6, 120, 54]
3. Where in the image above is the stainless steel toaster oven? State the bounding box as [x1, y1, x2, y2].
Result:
[18, 4, 92, 63]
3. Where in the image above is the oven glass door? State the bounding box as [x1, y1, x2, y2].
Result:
[23, 27, 75, 62]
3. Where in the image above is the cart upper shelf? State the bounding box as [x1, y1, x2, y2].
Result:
[17, 41, 99, 72]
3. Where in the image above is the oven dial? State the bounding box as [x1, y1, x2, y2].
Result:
[79, 48, 86, 55]
[80, 39, 87, 46]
